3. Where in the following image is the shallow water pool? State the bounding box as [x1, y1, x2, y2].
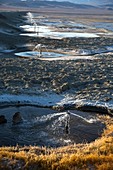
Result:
[15, 51, 67, 58]
[0, 106, 105, 147]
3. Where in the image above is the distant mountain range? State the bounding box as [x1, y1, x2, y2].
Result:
[0, 0, 96, 9]
[47, 0, 113, 6]
[0, 0, 113, 10]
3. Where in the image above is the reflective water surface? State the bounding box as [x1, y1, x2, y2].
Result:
[0, 106, 105, 147]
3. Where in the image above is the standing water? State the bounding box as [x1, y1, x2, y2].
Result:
[0, 106, 105, 147]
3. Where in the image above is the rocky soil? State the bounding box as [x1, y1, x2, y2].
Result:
[0, 52, 112, 103]
[0, 11, 113, 108]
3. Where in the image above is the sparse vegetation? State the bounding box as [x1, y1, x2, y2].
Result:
[0, 8, 113, 170]
[0, 115, 113, 169]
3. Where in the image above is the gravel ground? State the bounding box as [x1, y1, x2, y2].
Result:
[0, 11, 113, 105]
[0, 53, 113, 103]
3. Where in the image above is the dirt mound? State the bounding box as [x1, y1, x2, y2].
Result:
[0, 12, 31, 53]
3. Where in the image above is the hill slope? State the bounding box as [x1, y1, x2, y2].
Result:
[0, 0, 97, 9]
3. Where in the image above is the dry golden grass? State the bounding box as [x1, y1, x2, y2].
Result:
[0, 115, 113, 170]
